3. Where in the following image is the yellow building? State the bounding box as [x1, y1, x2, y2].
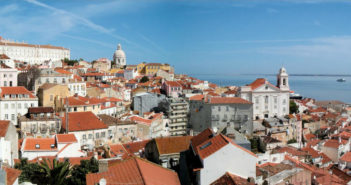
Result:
[37, 83, 70, 107]
[136, 62, 174, 76]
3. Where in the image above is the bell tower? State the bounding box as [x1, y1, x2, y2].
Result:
[277, 67, 289, 91]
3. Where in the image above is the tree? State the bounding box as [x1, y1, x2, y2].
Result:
[63, 58, 79, 66]
[287, 138, 297, 144]
[15, 158, 43, 184]
[67, 157, 99, 185]
[289, 100, 299, 114]
[39, 158, 71, 185]
[140, 76, 149, 83]
[18, 66, 40, 91]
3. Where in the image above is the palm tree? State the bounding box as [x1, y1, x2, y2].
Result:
[39, 158, 71, 185]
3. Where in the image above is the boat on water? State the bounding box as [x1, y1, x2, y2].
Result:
[289, 91, 303, 99]
[337, 78, 346, 82]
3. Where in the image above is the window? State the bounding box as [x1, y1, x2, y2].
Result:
[74, 107, 77, 112]
[9, 81, 12, 87]
[283, 99, 286, 105]
[96, 133, 100, 139]
[4, 103, 8, 109]
[46, 78, 49, 83]
[54, 78, 57, 83]
[5, 114, 8, 119]
[3, 81, 7, 87]
[62, 78, 66, 83]
[11, 103, 15, 109]
[24, 103, 28, 108]
[18, 103, 21, 109]
[84, 106, 87, 111]
[31, 103, 34, 107]
[218, 106, 221, 111]
[108, 130, 112, 136]
[226, 106, 229, 111]
[101, 132, 105, 138]
[3, 74, 6, 78]
[88, 134, 93, 139]
[283, 78, 286, 85]
[11, 114, 15, 120]
[83, 134, 86, 140]
[265, 96, 269, 104]
[255, 97, 259, 104]
[274, 97, 277, 104]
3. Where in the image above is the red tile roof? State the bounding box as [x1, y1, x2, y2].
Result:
[324, 139, 340, 149]
[208, 97, 252, 104]
[61, 111, 108, 132]
[191, 128, 215, 148]
[248, 78, 278, 90]
[155, 136, 192, 155]
[211, 172, 254, 185]
[0, 54, 10, 59]
[56, 134, 78, 143]
[164, 81, 182, 87]
[86, 157, 180, 185]
[340, 152, 351, 162]
[3, 167, 21, 185]
[304, 133, 317, 141]
[23, 138, 57, 151]
[109, 144, 128, 158]
[123, 140, 150, 155]
[0, 86, 36, 98]
[0, 120, 10, 137]
[55, 68, 72, 75]
[189, 94, 205, 101]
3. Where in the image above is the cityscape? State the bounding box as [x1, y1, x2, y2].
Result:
[1, 1, 351, 185]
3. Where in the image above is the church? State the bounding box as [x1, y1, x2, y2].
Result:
[238, 67, 290, 120]
[113, 43, 126, 68]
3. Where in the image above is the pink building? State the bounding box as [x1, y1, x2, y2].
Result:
[0, 63, 17, 87]
[162, 81, 182, 98]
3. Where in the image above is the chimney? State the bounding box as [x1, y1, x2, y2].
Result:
[98, 160, 109, 173]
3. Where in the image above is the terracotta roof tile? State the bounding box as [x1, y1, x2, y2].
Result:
[211, 172, 254, 185]
[155, 136, 192, 155]
[56, 134, 78, 143]
[0, 120, 10, 137]
[164, 81, 182, 87]
[208, 97, 252, 104]
[248, 78, 278, 90]
[3, 167, 21, 185]
[324, 139, 340, 149]
[61, 111, 108, 132]
[340, 152, 351, 162]
[123, 140, 150, 155]
[86, 157, 180, 185]
[0, 86, 36, 98]
[23, 138, 57, 151]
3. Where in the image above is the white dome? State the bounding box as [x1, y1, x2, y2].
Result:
[279, 67, 287, 74]
[114, 44, 126, 58]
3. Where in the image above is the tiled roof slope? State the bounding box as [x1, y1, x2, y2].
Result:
[86, 157, 180, 185]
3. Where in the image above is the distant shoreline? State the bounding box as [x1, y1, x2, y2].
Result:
[187, 73, 351, 77]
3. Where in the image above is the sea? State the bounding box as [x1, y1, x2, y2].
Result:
[190, 74, 351, 104]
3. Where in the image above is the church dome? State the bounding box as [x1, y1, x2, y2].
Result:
[279, 67, 287, 74]
[114, 44, 126, 59]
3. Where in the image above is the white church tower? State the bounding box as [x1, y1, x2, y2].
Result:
[277, 67, 289, 91]
[113, 44, 126, 68]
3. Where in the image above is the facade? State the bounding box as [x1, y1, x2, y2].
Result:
[189, 96, 253, 135]
[35, 69, 70, 93]
[132, 92, 166, 116]
[113, 44, 126, 68]
[124, 67, 138, 80]
[165, 98, 188, 136]
[37, 83, 69, 107]
[0, 63, 17, 87]
[0, 86, 38, 126]
[162, 81, 182, 98]
[238, 67, 290, 120]
[18, 107, 61, 138]
[68, 80, 86, 96]
[0, 120, 18, 166]
[92, 58, 111, 72]
[0, 36, 70, 65]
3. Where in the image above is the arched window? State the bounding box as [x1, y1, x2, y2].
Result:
[283, 78, 286, 85]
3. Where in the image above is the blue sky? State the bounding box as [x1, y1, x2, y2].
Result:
[1, 0, 351, 74]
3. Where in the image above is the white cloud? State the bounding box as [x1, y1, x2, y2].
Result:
[258, 36, 351, 60]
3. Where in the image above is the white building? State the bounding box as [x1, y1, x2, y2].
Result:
[0, 63, 17, 87]
[0, 36, 70, 65]
[239, 67, 290, 120]
[124, 68, 138, 80]
[21, 134, 84, 160]
[113, 44, 126, 68]
[68, 80, 86, 96]
[0, 120, 18, 166]
[0, 86, 38, 126]
[190, 129, 257, 184]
